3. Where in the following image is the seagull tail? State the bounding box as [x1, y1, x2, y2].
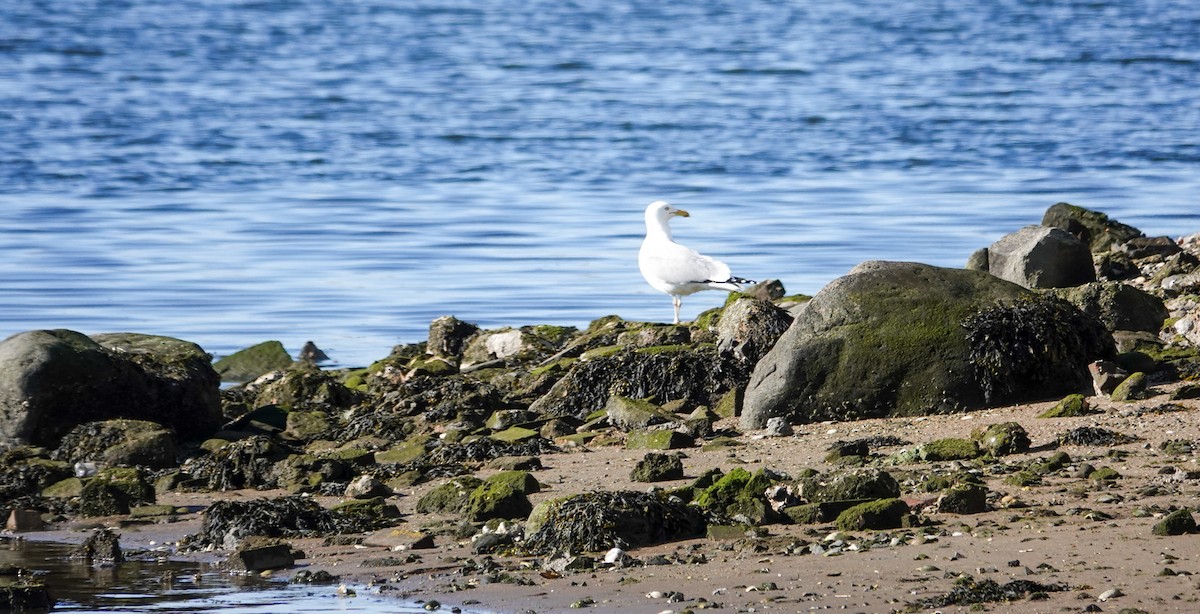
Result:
[707, 276, 755, 292]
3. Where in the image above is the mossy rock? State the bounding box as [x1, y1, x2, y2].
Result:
[626, 430, 694, 450]
[1090, 466, 1121, 481]
[1030, 451, 1072, 475]
[130, 504, 177, 519]
[1153, 509, 1198, 536]
[796, 468, 901, 503]
[1039, 394, 1095, 418]
[489, 426, 540, 443]
[252, 366, 361, 411]
[52, 419, 178, 469]
[835, 498, 910, 531]
[713, 387, 743, 419]
[330, 496, 403, 532]
[95, 467, 154, 505]
[605, 396, 674, 431]
[374, 436, 431, 465]
[214, 341, 294, 383]
[414, 476, 485, 515]
[1110, 372, 1148, 402]
[464, 472, 537, 521]
[282, 411, 331, 442]
[630, 453, 684, 483]
[971, 422, 1031, 456]
[78, 480, 130, 517]
[42, 477, 84, 498]
[1003, 471, 1041, 487]
[693, 467, 777, 524]
[937, 482, 989, 514]
[917, 438, 981, 462]
[523, 491, 706, 554]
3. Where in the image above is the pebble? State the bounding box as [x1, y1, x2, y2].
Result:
[1098, 588, 1123, 601]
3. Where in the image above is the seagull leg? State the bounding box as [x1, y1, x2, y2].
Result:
[672, 295, 682, 324]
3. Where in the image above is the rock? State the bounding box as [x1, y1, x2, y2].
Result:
[604, 396, 673, 431]
[524, 491, 706, 554]
[936, 482, 989, 514]
[630, 453, 684, 482]
[984, 225, 1096, 289]
[182, 495, 335, 550]
[50, 419, 177, 469]
[0, 330, 221, 447]
[72, 528, 124, 563]
[282, 411, 331, 442]
[427, 316, 479, 359]
[228, 537, 295, 571]
[743, 279, 787, 301]
[1089, 360, 1128, 396]
[1058, 426, 1136, 447]
[1122, 236, 1181, 259]
[743, 262, 1112, 429]
[763, 416, 793, 437]
[250, 366, 359, 411]
[1039, 393, 1096, 418]
[835, 498, 910, 531]
[615, 324, 692, 348]
[693, 468, 778, 524]
[1152, 509, 1197, 536]
[415, 476, 484, 515]
[626, 430, 694, 450]
[1041, 202, 1143, 254]
[529, 343, 742, 422]
[965, 247, 989, 271]
[715, 297, 792, 365]
[5, 509, 44, 532]
[1110, 371, 1148, 401]
[364, 527, 435, 551]
[213, 341, 293, 382]
[344, 475, 391, 499]
[796, 468, 901, 503]
[971, 422, 1031, 456]
[330, 496, 403, 532]
[1048, 282, 1168, 333]
[0, 569, 53, 610]
[298, 341, 330, 364]
[917, 438, 981, 462]
[182, 435, 291, 491]
[465, 471, 539, 521]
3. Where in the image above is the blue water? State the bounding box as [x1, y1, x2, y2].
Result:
[2, 0, 1198, 366]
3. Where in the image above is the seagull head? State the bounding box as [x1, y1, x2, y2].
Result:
[646, 200, 690, 225]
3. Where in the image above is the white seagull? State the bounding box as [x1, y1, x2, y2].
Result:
[638, 200, 754, 324]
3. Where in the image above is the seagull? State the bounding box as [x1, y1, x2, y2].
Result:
[638, 200, 754, 324]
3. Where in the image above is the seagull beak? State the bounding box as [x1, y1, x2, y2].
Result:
[672, 209, 690, 218]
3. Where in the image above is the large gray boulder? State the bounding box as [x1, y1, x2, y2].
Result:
[0, 330, 221, 447]
[983, 225, 1096, 289]
[741, 262, 1113, 429]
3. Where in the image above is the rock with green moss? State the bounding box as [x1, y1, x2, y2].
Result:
[630, 453, 684, 482]
[1090, 466, 1121, 481]
[1153, 509, 1198, 536]
[464, 471, 539, 521]
[0, 330, 222, 447]
[78, 479, 130, 517]
[1047, 282, 1168, 334]
[1030, 451, 1071, 475]
[616, 324, 692, 348]
[917, 438, 982, 462]
[796, 468, 901, 504]
[835, 498, 911, 531]
[374, 436, 431, 465]
[252, 365, 361, 410]
[489, 426, 540, 443]
[95, 466, 155, 505]
[936, 482, 989, 514]
[282, 411, 331, 442]
[214, 341, 294, 383]
[1039, 393, 1094, 418]
[626, 429, 694, 450]
[605, 396, 674, 431]
[1110, 371, 1148, 401]
[52, 419, 177, 469]
[523, 491, 705, 554]
[330, 496, 403, 532]
[742, 262, 1112, 429]
[1041, 202, 1143, 254]
[415, 476, 485, 515]
[694, 467, 778, 524]
[971, 422, 1031, 456]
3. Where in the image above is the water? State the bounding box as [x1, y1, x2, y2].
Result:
[1, 0, 1198, 368]
[0, 539, 428, 613]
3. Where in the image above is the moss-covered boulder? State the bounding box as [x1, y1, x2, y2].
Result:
[282, 411, 332, 442]
[1039, 393, 1095, 418]
[523, 491, 705, 554]
[330, 496, 403, 532]
[917, 438, 982, 462]
[626, 429, 694, 450]
[1048, 282, 1168, 334]
[604, 396, 674, 431]
[1041, 202, 1143, 254]
[1110, 371, 1148, 402]
[694, 468, 777, 524]
[743, 263, 1112, 428]
[1153, 509, 1198, 536]
[181, 435, 291, 491]
[971, 422, 1031, 456]
[464, 471, 539, 521]
[251, 365, 360, 411]
[415, 476, 485, 515]
[936, 482, 989, 514]
[795, 468, 901, 504]
[835, 498, 910, 531]
[630, 453, 684, 482]
[0, 330, 221, 447]
[52, 419, 177, 469]
[213, 341, 294, 383]
[181, 495, 335, 550]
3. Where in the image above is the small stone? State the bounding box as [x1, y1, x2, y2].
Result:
[763, 417, 793, 437]
[1097, 587, 1123, 601]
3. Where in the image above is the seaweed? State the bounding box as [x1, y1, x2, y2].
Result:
[181, 495, 335, 551]
[1058, 426, 1138, 447]
[523, 491, 705, 554]
[910, 577, 1068, 609]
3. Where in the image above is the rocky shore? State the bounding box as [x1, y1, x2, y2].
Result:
[4, 203, 1200, 613]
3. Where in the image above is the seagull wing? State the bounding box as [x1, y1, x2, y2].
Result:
[640, 239, 733, 286]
